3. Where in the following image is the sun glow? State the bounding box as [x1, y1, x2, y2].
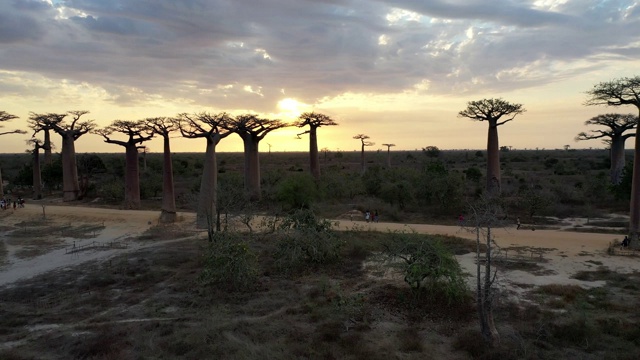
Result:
[277, 98, 308, 118]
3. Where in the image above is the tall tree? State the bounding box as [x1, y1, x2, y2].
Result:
[294, 112, 338, 180]
[230, 114, 287, 201]
[586, 76, 640, 247]
[30, 111, 94, 201]
[575, 113, 637, 185]
[177, 112, 233, 228]
[458, 98, 525, 194]
[27, 139, 44, 200]
[353, 134, 374, 174]
[382, 143, 395, 168]
[27, 113, 54, 166]
[0, 111, 26, 196]
[96, 120, 153, 209]
[145, 117, 179, 223]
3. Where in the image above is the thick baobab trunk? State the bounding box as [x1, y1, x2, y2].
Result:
[160, 136, 177, 223]
[309, 127, 320, 180]
[124, 144, 141, 209]
[243, 137, 261, 201]
[629, 109, 640, 248]
[43, 129, 53, 166]
[360, 144, 366, 174]
[610, 136, 626, 185]
[33, 149, 42, 200]
[486, 123, 501, 194]
[196, 137, 219, 228]
[386, 148, 392, 168]
[61, 134, 80, 201]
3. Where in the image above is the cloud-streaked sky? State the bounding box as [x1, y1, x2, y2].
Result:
[1, 0, 639, 153]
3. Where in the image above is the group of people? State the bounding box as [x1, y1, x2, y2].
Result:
[0, 197, 25, 210]
[365, 209, 379, 223]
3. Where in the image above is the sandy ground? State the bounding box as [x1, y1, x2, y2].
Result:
[1, 204, 638, 298]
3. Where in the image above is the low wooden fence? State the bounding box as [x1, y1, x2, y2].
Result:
[65, 241, 128, 254]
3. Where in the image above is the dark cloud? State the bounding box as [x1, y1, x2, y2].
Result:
[0, 0, 638, 110]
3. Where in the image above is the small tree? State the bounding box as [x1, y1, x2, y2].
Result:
[353, 134, 374, 174]
[96, 120, 154, 209]
[585, 76, 640, 247]
[575, 113, 636, 185]
[294, 112, 338, 180]
[459, 99, 525, 194]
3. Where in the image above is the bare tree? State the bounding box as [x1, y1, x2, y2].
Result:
[27, 139, 44, 200]
[353, 134, 374, 174]
[586, 76, 640, 247]
[177, 112, 233, 228]
[576, 113, 637, 185]
[145, 117, 179, 223]
[382, 143, 395, 167]
[96, 120, 153, 209]
[459, 99, 525, 194]
[229, 114, 288, 201]
[294, 112, 338, 180]
[29, 111, 94, 201]
[0, 111, 26, 196]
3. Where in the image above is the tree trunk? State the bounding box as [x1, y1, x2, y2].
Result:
[124, 144, 141, 209]
[486, 122, 501, 194]
[243, 137, 261, 201]
[477, 225, 500, 347]
[43, 129, 53, 166]
[610, 135, 626, 185]
[61, 133, 80, 201]
[360, 143, 366, 174]
[0, 166, 3, 197]
[196, 136, 219, 229]
[33, 148, 42, 200]
[159, 135, 177, 223]
[629, 108, 640, 248]
[309, 127, 320, 180]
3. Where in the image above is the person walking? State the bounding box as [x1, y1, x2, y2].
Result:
[516, 217, 521, 230]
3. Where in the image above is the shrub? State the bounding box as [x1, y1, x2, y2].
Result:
[200, 232, 258, 291]
[275, 173, 317, 209]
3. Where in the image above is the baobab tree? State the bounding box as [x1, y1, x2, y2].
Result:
[27, 113, 54, 166]
[177, 112, 233, 228]
[145, 117, 179, 223]
[230, 114, 287, 201]
[382, 143, 396, 167]
[586, 76, 640, 247]
[575, 113, 637, 185]
[294, 112, 338, 180]
[96, 120, 153, 209]
[30, 111, 94, 201]
[458, 98, 525, 194]
[27, 139, 44, 200]
[0, 111, 26, 196]
[353, 134, 374, 174]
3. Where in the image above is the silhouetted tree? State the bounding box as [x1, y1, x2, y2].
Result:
[27, 139, 44, 199]
[177, 112, 233, 228]
[0, 111, 25, 196]
[576, 113, 637, 185]
[146, 117, 179, 223]
[586, 76, 640, 247]
[294, 112, 338, 180]
[96, 120, 154, 209]
[382, 143, 395, 167]
[459, 99, 525, 194]
[27, 113, 54, 166]
[230, 114, 287, 201]
[353, 134, 374, 174]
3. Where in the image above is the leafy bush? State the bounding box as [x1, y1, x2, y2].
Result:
[200, 232, 258, 291]
[383, 232, 469, 304]
[274, 209, 345, 271]
[275, 172, 317, 209]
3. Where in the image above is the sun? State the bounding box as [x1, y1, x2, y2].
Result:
[277, 98, 306, 117]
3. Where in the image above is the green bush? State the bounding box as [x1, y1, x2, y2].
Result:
[200, 232, 258, 291]
[275, 172, 317, 209]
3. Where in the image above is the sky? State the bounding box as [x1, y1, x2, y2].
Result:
[0, 0, 639, 154]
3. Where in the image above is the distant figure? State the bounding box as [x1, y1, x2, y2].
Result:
[516, 217, 521, 230]
[365, 210, 370, 223]
[458, 214, 464, 226]
[374, 210, 379, 223]
[622, 236, 629, 248]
